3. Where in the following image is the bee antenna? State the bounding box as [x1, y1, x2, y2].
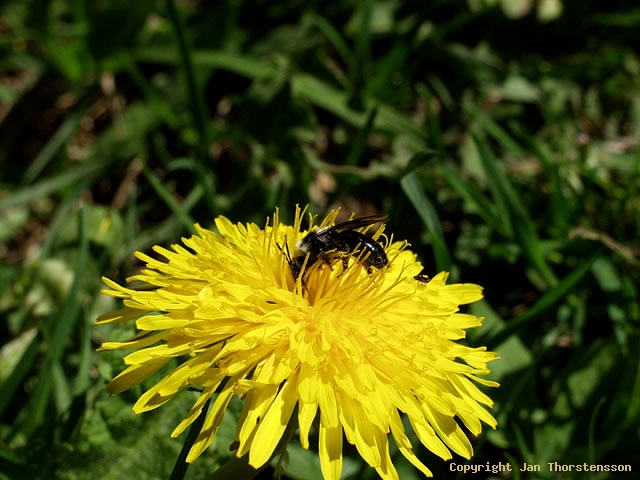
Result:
[277, 235, 297, 271]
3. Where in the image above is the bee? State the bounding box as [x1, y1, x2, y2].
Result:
[279, 215, 389, 281]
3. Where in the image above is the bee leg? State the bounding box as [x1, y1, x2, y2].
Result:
[318, 254, 335, 270]
[335, 256, 350, 279]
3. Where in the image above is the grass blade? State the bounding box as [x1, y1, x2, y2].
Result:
[166, 0, 218, 217]
[487, 250, 600, 348]
[473, 133, 556, 286]
[142, 162, 196, 234]
[19, 204, 90, 435]
[400, 170, 452, 273]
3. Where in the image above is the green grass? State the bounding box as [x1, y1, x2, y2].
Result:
[1, 0, 640, 479]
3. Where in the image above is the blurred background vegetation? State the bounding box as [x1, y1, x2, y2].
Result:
[1, 0, 639, 479]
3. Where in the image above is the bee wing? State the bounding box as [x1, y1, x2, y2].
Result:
[332, 215, 388, 232]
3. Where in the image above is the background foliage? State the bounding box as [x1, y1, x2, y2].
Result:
[1, 0, 639, 478]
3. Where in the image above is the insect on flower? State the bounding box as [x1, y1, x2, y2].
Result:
[97, 206, 499, 480]
[279, 215, 388, 281]
[414, 273, 431, 283]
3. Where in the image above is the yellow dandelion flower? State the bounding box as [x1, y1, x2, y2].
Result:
[97, 206, 499, 480]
